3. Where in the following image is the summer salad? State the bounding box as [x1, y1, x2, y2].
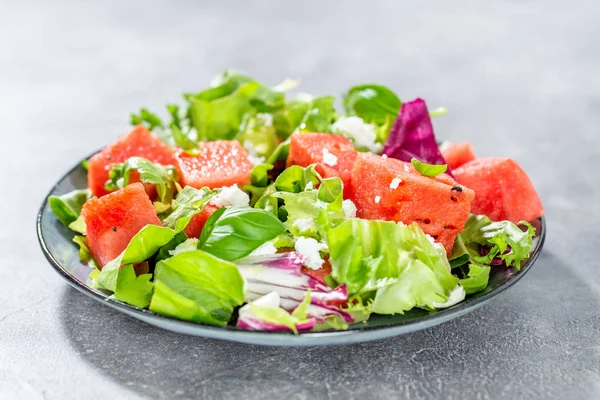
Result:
[48, 70, 544, 333]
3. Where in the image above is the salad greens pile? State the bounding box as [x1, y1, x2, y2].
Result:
[49, 70, 537, 333]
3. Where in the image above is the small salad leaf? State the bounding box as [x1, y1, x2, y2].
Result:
[249, 163, 274, 187]
[97, 225, 179, 293]
[382, 98, 452, 177]
[72, 235, 97, 269]
[150, 250, 245, 326]
[343, 84, 401, 125]
[68, 215, 86, 235]
[130, 108, 163, 130]
[449, 235, 470, 268]
[460, 214, 536, 270]
[411, 158, 448, 177]
[154, 231, 189, 263]
[273, 95, 336, 138]
[429, 106, 448, 118]
[237, 113, 278, 159]
[298, 96, 337, 133]
[81, 160, 89, 170]
[113, 264, 153, 308]
[459, 263, 491, 295]
[161, 186, 216, 231]
[48, 189, 92, 227]
[171, 124, 198, 152]
[198, 206, 286, 261]
[105, 157, 178, 204]
[274, 164, 320, 194]
[189, 81, 259, 141]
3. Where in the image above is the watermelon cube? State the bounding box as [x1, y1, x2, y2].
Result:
[454, 158, 544, 224]
[81, 182, 162, 267]
[440, 142, 476, 170]
[87, 126, 180, 197]
[176, 140, 254, 189]
[287, 133, 358, 192]
[348, 153, 475, 253]
[183, 204, 220, 239]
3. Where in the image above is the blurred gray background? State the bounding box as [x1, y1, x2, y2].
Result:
[1, 1, 598, 399]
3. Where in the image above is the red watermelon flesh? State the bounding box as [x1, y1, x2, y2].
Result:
[183, 204, 220, 239]
[81, 182, 162, 267]
[440, 142, 477, 170]
[453, 157, 544, 224]
[348, 153, 475, 253]
[287, 133, 358, 193]
[176, 141, 254, 189]
[87, 125, 180, 197]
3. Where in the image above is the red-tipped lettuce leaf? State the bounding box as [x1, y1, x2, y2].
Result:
[382, 98, 453, 177]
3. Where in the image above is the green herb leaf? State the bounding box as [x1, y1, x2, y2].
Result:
[237, 113, 278, 159]
[459, 263, 491, 295]
[249, 163, 274, 187]
[113, 264, 153, 308]
[161, 186, 216, 232]
[449, 235, 470, 267]
[150, 250, 245, 326]
[130, 108, 164, 130]
[48, 189, 92, 227]
[72, 235, 98, 269]
[198, 206, 286, 261]
[171, 124, 198, 152]
[410, 158, 448, 177]
[429, 106, 448, 118]
[105, 157, 178, 204]
[343, 84, 401, 125]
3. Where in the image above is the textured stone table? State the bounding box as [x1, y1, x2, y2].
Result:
[1, 1, 598, 399]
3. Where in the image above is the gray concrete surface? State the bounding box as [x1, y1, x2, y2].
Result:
[1, 0, 599, 399]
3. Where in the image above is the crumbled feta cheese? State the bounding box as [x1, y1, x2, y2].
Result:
[433, 285, 466, 309]
[342, 199, 357, 218]
[321, 148, 338, 166]
[256, 113, 273, 126]
[248, 155, 266, 166]
[209, 184, 250, 207]
[249, 241, 278, 257]
[404, 164, 410, 173]
[374, 196, 381, 204]
[389, 177, 402, 189]
[305, 181, 314, 191]
[292, 218, 316, 233]
[116, 177, 125, 189]
[294, 237, 326, 270]
[332, 116, 383, 153]
[381, 154, 388, 159]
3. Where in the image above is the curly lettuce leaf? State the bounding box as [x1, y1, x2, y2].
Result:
[237, 113, 278, 159]
[459, 263, 491, 295]
[328, 219, 459, 314]
[460, 214, 536, 270]
[150, 250, 245, 326]
[49, 189, 92, 227]
[161, 186, 216, 231]
[105, 157, 178, 204]
[273, 95, 336, 138]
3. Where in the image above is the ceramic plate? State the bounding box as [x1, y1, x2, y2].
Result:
[37, 157, 546, 346]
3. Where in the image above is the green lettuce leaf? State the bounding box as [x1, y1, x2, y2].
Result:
[149, 250, 245, 326]
[460, 214, 536, 269]
[161, 186, 216, 231]
[113, 264, 153, 308]
[48, 189, 91, 227]
[273, 95, 336, 138]
[343, 84, 401, 125]
[237, 113, 279, 159]
[411, 158, 448, 177]
[459, 263, 491, 295]
[328, 219, 459, 314]
[449, 235, 470, 267]
[105, 157, 178, 204]
[130, 108, 164, 130]
[198, 205, 286, 261]
[72, 235, 98, 269]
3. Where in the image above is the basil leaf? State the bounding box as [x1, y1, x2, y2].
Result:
[48, 189, 92, 227]
[411, 158, 448, 177]
[198, 206, 286, 261]
[343, 84, 401, 125]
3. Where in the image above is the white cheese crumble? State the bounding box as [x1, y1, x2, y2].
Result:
[332, 116, 383, 153]
[342, 199, 357, 218]
[305, 181, 314, 191]
[374, 196, 381, 204]
[116, 177, 125, 189]
[292, 218, 316, 233]
[404, 164, 410, 173]
[168, 238, 199, 256]
[248, 154, 266, 166]
[433, 285, 466, 309]
[381, 154, 388, 159]
[209, 184, 250, 207]
[249, 241, 278, 257]
[294, 237, 326, 270]
[321, 148, 338, 166]
[389, 177, 402, 189]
